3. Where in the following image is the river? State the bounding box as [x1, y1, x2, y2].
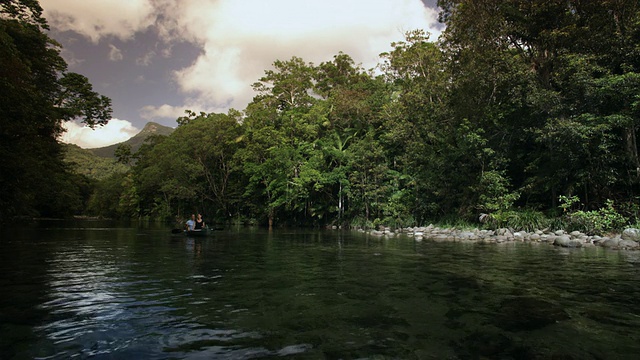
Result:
[1, 220, 639, 359]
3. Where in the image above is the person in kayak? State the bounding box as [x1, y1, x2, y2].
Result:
[195, 213, 205, 230]
[186, 214, 196, 231]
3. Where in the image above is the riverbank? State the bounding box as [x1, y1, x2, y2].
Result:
[356, 225, 640, 250]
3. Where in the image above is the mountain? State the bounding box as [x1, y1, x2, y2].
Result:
[89, 122, 174, 158]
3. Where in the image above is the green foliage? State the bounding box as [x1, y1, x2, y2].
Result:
[63, 143, 129, 180]
[117, 3, 640, 227]
[350, 216, 374, 230]
[129, 111, 245, 222]
[559, 197, 628, 235]
[558, 195, 580, 213]
[477, 170, 520, 213]
[114, 144, 132, 165]
[432, 216, 476, 231]
[15, 0, 640, 228]
[57, 72, 112, 126]
[87, 173, 126, 218]
[381, 187, 415, 229]
[483, 210, 550, 232]
[118, 174, 139, 218]
[0, 1, 111, 221]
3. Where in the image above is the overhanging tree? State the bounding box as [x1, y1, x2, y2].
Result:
[0, 0, 112, 220]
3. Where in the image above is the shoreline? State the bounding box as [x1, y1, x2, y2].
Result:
[353, 225, 640, 251]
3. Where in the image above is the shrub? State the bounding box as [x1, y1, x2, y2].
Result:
[350, 216, 374, 230]
[477, 170, 520, 212]
[482, 209, 549, 232]
[559, 197, 627, 235]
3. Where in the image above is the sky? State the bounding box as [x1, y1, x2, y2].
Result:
[42, 0, 443, 148]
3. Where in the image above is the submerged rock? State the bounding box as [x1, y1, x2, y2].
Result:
[493, 296, 570, 331]
[456, 331, 513, 358]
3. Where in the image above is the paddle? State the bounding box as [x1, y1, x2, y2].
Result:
[171, 228, 184, 234]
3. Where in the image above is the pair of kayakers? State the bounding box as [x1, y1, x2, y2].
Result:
[185, 214, 205, 231]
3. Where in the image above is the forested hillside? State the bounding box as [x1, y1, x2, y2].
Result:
[63, 144, 129, 180]
[87, 0, 640, 231]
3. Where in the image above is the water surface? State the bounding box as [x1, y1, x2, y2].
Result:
[1, 221, 639, 359]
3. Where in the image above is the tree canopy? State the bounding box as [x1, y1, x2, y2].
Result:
[0, 0, 112, 221]
[4, 0, 640, 230]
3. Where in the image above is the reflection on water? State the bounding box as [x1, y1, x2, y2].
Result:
[1, 222, 640, 359]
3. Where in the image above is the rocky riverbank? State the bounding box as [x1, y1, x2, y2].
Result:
[356, 225, 640, 250]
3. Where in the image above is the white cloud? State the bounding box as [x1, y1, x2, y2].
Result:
[139, 100, 231, 122]
[140, 104, 187, 121]
[108, 44, 123, 61]
[43, 0, 441, 117]
[43, 0, 155, 43]
[167, 0, 441, 112]
[60, 119, 140, 149]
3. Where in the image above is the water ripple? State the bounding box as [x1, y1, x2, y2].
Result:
[3, 227, 640, 359]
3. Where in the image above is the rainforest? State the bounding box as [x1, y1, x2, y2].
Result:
[2, 1, 640, 232]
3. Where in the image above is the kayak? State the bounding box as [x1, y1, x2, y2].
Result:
[185, 228, 212, 237]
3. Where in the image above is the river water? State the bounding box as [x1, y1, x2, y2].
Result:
[1, 221, 640, 359]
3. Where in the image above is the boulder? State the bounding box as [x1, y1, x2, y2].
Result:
[541, 235, 554, 243]
[619, 239, 639, 249]
[432, 234, 450, 242]
[457, 231, 477, 241]
[485, 230, 495, 237]
[553, 235, 571, 247]
[601, 238, 620, 248]
[495, 235, 508, 243]
[621, 228, 640, 242]
[567, 239, 583, 248]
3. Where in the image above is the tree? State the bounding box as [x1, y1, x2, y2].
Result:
[0, 0, 112, 220]
[114, 144, 133, 165]
[436, 0, 640, 213]
[379, 29, 455, 220]
[240, 57, 321, 227]
[130, 111, 245, 222]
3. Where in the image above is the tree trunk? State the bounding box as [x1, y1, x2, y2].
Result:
[626, 125, 640, 182]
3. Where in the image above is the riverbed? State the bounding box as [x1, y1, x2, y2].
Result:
[1, 221, 639, 359]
